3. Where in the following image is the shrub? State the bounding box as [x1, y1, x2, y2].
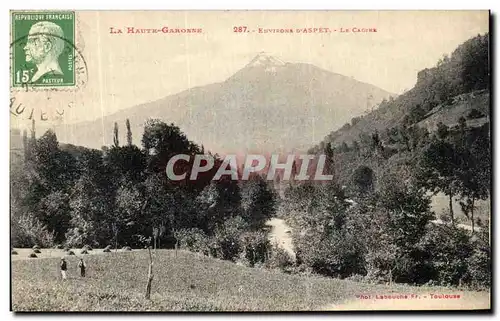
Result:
[296, 230, 366, 278]
[11, 214, 54, 248]
[68, 250, 75, 256]
[417, 224, 473, 286]
[467, 108, 485, 119]
[365, 239, 398, 284]
[28, 252, 37, 258]
[174, 228, 210, 255]
[208, 216, 252, 261]
[64, 224, 105, 249]
[81, 249, 89, 255]
[211, 226, 241, 261]
[465, 236, 491, 288]
[33, 249, 41, 254]
[11, 250, 18, 255]
[240, 231, 271, 267]
[213, 235, 240, 261]
[265, 245, 294, 271]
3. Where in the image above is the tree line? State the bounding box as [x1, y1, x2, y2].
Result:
[11, 118, 277, 267]
[279, 114, 490, 288]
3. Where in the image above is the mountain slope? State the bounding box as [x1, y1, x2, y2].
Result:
[312, 33, 489, 150]
[52, 53, 392, 153]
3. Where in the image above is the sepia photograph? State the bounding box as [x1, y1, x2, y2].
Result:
[9, 10, 491, 312]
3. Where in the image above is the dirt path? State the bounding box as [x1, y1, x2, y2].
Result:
[266, 218, 295, 260]
[431, 219, 482, 232]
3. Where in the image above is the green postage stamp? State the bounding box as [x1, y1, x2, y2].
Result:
[11, 11, 76, 88]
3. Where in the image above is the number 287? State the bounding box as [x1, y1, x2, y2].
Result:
[233, 26, 247, 33]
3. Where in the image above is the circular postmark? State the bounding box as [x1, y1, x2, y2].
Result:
[10, 11, 88, 122]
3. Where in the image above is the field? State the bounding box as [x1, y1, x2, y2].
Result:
[11, 249, 490, 311]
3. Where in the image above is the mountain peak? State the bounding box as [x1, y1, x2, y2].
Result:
[245, 52, 286, 69]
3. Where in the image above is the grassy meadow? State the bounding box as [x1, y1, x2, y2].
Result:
[11, 249, 490, 311]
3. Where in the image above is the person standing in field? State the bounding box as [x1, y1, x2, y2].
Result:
[60, 257, 68, 280]
[78, 258, 86, 277]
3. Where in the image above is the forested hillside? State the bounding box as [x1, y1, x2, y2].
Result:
[310, 33, 489, 149]
[280, 33, 490, 287]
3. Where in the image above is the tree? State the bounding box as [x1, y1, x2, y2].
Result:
[371, 130, 385, 154]
[417, 224, 472, 285]
[196, 178, 242, 233]
[142, 119, 199, 173]
[38, 191, 71, 243]
[22, 129, 30, 162]
[436, 122, 449, 140]
[376, 174, 434, 283]
[398, 125, 412, 152]
[324, 142, 335, 176]
[126, 118, 133, 146]
[408, 104, 427, 124]
[417, 138, 460, 223]
[351, 165, 374, 196]
[114, 184, 145, 248]
[141, 173, 173, 248]
[454, 124, 490, 234]
[12, 130, 78, 240]
[461, 33, 489, 92]
[287, 181, 363, 277]
[352, 140, 360, 153]
[113, 122, 120, 147]
[66, 149, 112, 247]
[105, 144, 146, 184]
[240, 175, 277, 229]
[340, 142, 350, 153]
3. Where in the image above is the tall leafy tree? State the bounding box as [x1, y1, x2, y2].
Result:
[324, 142, 335, 176]
[196, 177, 242, 233]
[105, 145, 146, 184]
[142, 119, 200, 173]
[454, 124, 490, 233]
[240, 175, 277, 229]
[113, 122, 120, 147]
[66, 149, 112, 246]
[376, 173, 434, 283]
[126, 118, 133, 146]
[417, 137, 460, 223]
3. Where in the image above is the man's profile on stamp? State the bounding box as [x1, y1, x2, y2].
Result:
[23, 21, 65, 83]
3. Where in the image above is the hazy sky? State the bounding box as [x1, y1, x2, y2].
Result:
[11, 10, 489, 127]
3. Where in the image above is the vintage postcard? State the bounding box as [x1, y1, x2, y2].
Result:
[10, 10, 491, 312]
